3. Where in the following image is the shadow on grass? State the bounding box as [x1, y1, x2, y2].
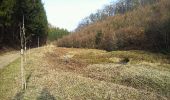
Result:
[13, 72, 32, 100]
[37, 88, 56, 100]
[26, 72, 32, 85]
[13, 90, 25, 100]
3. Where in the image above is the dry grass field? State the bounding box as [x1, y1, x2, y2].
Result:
[0, 44, 169, 100]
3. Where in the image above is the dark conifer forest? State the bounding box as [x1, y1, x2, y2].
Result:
[0, 0, 48, 48]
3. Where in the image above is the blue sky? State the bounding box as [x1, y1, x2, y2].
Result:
[43, 0, 114, 31]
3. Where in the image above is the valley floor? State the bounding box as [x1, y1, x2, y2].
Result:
[0, 45, 170, 100]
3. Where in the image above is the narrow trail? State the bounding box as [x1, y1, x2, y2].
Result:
[0, 51, 20, 69]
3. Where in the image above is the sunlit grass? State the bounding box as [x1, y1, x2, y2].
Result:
[0, 46, 169, 99]
[0, 58, 21, 100]
[84, 63, 170, 98]
[109, 50, 170, 64]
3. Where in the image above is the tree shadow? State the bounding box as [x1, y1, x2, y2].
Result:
[13, 72, 32, 100]
[26, 71, 32, 85]
[37, 88, 56, 100]
[13, 90, 25, 100]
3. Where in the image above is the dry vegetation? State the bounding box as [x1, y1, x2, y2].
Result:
[1, 0, 170, 99]
[1, 45, 169, 100]
[58, 0, 170, 52]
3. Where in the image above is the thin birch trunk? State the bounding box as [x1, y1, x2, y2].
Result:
[20, 15, 27, 90]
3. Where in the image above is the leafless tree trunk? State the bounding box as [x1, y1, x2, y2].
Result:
[20, 15, 26, 90]
[167, 33, 169, 50]
[165, 32, 169, 50]
[29, 42, 31, 59]
[38, 36, 39, 48]
[23, 16, 27, 63]
[0, 26, 4, 45]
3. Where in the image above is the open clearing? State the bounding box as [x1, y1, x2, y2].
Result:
[0, 45, 170, 100]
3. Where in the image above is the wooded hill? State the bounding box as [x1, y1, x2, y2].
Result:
[58, 0, 170, 52]
[0, 0, 48, 48]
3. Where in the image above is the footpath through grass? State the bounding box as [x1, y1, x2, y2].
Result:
[0, 58, 21, 100]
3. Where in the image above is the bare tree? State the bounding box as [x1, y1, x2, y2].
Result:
[38, 36, 39, 48]
[20, 15, 26, 90]
[103, 4, 115, 16]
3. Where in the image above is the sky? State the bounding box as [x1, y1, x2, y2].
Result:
[43, 0, 114, 31]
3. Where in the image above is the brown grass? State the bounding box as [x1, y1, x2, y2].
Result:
[0, 45, 169, 99]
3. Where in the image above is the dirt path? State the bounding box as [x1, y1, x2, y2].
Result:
[0, 51, 20, 69]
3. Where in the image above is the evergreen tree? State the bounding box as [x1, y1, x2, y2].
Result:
[14, 0, 48, 47]
[0, 0, 48, 48]
[0, 0, 16, 46]
[48, 24, 70, 41]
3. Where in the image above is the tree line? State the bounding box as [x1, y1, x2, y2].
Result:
[48, 24, 70, 41]
[0, 0, 48, 48]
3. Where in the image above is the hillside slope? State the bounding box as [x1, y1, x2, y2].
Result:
[58, 0, 170, 52]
